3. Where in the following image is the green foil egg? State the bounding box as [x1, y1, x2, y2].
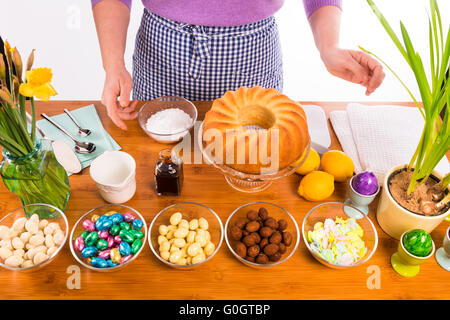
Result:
[96, 238, 108, 251]
[119, 221, 131, 231]
[402, 229, 433, 257]
[119, 230, 134, 243]
[109, 224, 120, 236]
[129, 230, 144, 239]
[85, 231, 99, 246]
[131, 238, 142, 254]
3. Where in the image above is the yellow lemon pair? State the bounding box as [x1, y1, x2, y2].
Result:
[296, 149, 354, 202]
[294, 149, 354, 181]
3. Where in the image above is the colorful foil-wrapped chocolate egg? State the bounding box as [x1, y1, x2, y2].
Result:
[352, 171, 378, 195]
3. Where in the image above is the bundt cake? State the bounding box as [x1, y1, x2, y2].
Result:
[202, 86, 310, 174]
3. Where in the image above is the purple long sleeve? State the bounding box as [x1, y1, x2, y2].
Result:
[91, 0, 342, 26]
[303, 0, 342, 17]
[91, 0, 131, 9]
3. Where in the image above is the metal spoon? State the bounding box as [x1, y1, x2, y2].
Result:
[26, 113, 82, 173]
[64, 108, 91, 137]
[40, 113, 96, 154]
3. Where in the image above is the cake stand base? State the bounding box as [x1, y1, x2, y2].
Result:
[435, 247, 450, 271]
[391, 253, 420, 277]
[224, 176, 272, 193]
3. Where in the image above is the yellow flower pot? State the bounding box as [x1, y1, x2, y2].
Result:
[377, 164, 449, 240]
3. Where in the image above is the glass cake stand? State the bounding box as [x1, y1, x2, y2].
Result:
[197, 121, 311, 193]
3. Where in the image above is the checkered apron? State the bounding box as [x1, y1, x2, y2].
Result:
[132, 10, 283, 101]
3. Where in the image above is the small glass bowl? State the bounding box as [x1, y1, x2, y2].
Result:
[197, 121, 311, 193]
[0, 203, 68, 272]
[138, 96, 198, 144]
[148, 202, 223, 269]
[225, 202, 300, 268]
[69, 204, 147, 272]
[302, 202, 378, 269]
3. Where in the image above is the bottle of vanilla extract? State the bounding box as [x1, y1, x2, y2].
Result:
[154, 148, 183, 196]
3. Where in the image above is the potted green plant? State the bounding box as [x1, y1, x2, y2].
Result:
[0, 38, 70, 216]
[361, 0, 449, 239]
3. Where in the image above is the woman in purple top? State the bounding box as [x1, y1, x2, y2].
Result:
[92, 0, 385, 130]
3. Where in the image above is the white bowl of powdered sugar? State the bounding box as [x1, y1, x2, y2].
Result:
[138, 96, 197, 143]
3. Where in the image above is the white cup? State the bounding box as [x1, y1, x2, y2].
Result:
[90, 151, 136, 204]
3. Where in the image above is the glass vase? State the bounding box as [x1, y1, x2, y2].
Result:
[0, 139, 70, 218]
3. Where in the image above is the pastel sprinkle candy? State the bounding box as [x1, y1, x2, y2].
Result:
[308, 217, 367, 266]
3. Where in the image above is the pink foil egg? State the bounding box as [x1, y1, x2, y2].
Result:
[119, 254, 133, 264]
[98, 230, 109, 239]
[74, 236, 85, 252]
[114, 235, 122, 244]
[82, 219, 95, 232]
[98, 249, 111, 260]
[107, 236, 115, 248]
[123, 212, 136, 222]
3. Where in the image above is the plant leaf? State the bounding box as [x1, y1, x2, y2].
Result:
[366, 0, 411, 66]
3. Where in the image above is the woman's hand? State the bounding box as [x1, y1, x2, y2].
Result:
[320, 48, 385, 95]
[307, 5, 385, 95]
[101, 66, 138, 130]
[93, 0, 135, 129]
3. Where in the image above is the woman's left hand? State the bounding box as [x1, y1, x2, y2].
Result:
[320, 48, 385, 96]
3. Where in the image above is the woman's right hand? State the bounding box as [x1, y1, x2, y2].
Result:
[93, 0, 136, 129]
[101, 65, 138, 130]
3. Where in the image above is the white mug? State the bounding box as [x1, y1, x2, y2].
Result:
[90, 151, 136, 204]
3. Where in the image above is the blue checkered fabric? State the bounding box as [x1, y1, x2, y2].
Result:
[132, 10, 283, 101]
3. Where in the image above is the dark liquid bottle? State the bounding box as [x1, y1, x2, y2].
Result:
[155, 148, 183, 196]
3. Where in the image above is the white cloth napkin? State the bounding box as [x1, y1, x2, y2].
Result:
[330, 103, 450, 182]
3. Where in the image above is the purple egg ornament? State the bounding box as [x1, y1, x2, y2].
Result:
[352, 171, 378, 195]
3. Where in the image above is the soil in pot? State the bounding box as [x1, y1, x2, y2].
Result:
[389, 169, 448, 216]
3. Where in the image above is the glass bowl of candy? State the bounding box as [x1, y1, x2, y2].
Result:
[138, 96, 198, 144]
[148, 202, 223, 269]
[225, 202, 300, 268]
[69, 204, 147, 272]
[302, 202, 378, 269]
[0, 203, 68, 271]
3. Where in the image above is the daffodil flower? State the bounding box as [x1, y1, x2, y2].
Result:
[19, 67, 57, 101]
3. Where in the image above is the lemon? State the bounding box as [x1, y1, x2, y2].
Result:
[298, 171, 335, 201]
[293, 149, 320, 175]
[320, 150, 354, 182]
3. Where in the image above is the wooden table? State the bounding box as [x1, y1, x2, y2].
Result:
[0, 100, 448, 300]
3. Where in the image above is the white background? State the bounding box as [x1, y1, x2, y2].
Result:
[1, 0, 448, 102]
